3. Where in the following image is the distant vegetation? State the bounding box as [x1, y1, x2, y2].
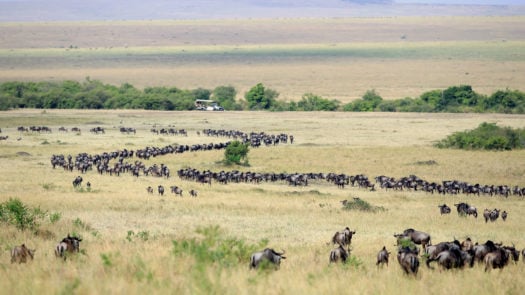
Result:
[1, 79, 524, 113]
[435, 122, 525, 150]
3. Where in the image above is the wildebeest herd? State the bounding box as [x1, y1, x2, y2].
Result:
[5, 124, 524, 280]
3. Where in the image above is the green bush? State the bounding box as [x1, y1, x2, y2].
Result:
[224, 140, 249, 165]
[435, 122, 525, 150]
[0, 198, 47, 231]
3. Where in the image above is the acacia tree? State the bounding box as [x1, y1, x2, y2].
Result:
[244, 83, 279, 110]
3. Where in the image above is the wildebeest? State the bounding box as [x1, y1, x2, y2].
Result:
[250, 248, 286, 270]
[395, 228, 431, 250]
[146, 186, 154, 194]
[461, 237, 474, 252]
[376, 246, 391, 267]
[170, 185, 183, 197]
[189, 189, 198, 197]
[11, 244, 36, 264]
[473, 240, 499, 263]
[72, 176, 83, 188]
[438, 204, 451, 215]
[332, 227, 356, 251]
[454, 202, 478, 218]
[501, 210, 507, 221]
[158, 185, 165, 196]
[55, 235, 82, 260]
[484, 247, 510, 271]
[397, 246, 419, 276]
[329, 244, 349, 264]
[426, 244, 473, 270]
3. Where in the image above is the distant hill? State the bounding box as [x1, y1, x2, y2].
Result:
[0, 0, 524, 22]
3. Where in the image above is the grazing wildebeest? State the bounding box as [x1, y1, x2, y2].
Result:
[395, 228, 431, 250]
[146, 186, 154, 194]
[454, 202, 478, 218]
[484, 247, 510, 271]
[501, 210, 507, 221]
[158, 185, 165, 196]
[11, 244, 36, 264]
[55, 235, 82, 260]
[189, 189, 198, 197]
[72, 176, 83, 188]
[329, 244, 349, 264]
[438, 204, 451, 215]
[397, 246, 419, 276]
[332, 227, 356, 252]
[250, 248, 286, 270]
[376, 246, 391, 267]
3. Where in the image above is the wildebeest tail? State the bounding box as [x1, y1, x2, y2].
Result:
[410, 256, 419, 274]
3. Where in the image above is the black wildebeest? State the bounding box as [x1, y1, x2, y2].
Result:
[395, 228, 431, 250]
[72, 176, 83, 188]
[250, 248, 286, 270]
[376, 246, 391, 267]
[397, 246, 419, 276]
[158, 185, 165, 196]
[55, 235, 82, 260]
[329, 244, 349, 264]
[454, 202, 478, 218]
[438, 204, 451, 215]
[332, 227, 356, 252]
[11, 244, 36, 264]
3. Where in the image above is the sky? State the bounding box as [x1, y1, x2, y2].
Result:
[0, 0, 523, 3]
[396, 0, 524, 4]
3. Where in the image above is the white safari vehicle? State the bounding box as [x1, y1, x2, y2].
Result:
[195, 100, 224, 111]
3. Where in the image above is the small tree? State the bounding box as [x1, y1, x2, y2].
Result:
[244, 83, 279, 110]
[224, 141, 249, 165]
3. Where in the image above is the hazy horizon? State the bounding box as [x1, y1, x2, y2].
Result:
[0, 0, 523, 22]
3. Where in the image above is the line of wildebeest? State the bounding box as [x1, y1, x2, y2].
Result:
[10, 226, 523, 278]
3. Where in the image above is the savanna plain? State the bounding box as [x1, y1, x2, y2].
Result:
[0, 110, 524, 294]
[1, 15, 525, 295]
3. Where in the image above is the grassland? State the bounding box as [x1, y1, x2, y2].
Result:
[0, 17, 524, 101]
[0, 110, 524, 294]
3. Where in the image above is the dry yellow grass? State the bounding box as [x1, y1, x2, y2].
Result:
[0, 110, 524, 294]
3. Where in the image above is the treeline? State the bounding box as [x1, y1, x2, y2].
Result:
[1, 79, 524, 113]
[435, 122, 525, 150]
